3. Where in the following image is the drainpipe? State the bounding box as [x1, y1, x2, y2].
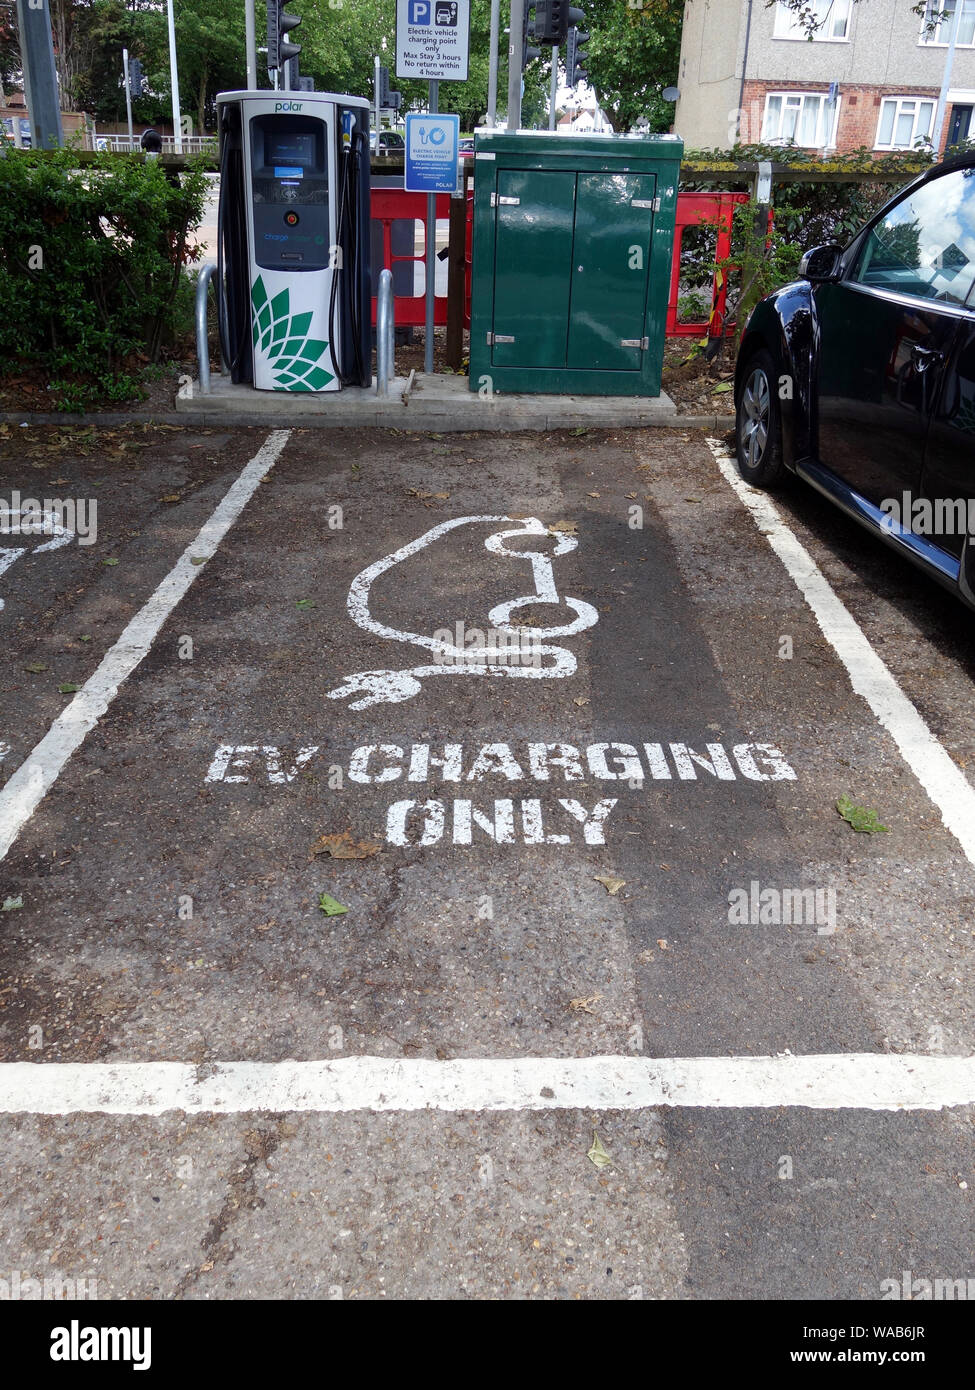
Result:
[737, 0, 754, 144]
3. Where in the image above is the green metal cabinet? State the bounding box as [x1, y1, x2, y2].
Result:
[469, 132, 683, 397]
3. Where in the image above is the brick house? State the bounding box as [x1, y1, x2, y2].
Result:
[675, 0, 975, 156]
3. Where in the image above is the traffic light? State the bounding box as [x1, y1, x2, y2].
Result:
[566, 23, 589, 87]
[522, 2, 540, 69]
[267, 0, 302, 74]
[379, 65, 402, 111]
[533, 0, 569, 45]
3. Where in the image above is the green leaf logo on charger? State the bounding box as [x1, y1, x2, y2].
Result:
[251, 275, 334, 391]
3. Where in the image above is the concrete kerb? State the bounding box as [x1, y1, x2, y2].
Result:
[0, 408, 728, 433]
[0, 368, 730, 434]
[161, 371, 708, 432]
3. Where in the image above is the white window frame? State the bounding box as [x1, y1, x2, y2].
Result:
[919, 0, 975, 47]
[761, 91, 842, 149]
[773, 0, 852, 42]
[874, 96, 937, 150]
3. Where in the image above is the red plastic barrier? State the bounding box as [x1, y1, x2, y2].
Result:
[666, 192, 749, 340]
[370, 186, 760, 341]
[369, 188, 451, 327]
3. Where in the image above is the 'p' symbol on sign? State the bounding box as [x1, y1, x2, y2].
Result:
[409, 0, 431, 21]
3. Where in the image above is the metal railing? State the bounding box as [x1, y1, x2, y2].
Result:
[376, 267, 395, 397]
[89, 133, 217, 154]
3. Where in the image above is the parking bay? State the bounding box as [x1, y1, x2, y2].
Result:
[0, 425, 972, 1298]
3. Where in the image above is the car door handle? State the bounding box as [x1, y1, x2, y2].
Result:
[911, 345, 945, 371]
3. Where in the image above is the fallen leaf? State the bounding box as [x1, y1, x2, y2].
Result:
[318, 892, 349, 916]
[2, 895, 23, 911]
[254, 919, 276, 932]
[684, 496, 703, 503]
[568, 993, 604, 1014]
[159, 493, 181, 503]
[588, 1132, 612, 1169]
[588, 491, 600, 498]
[310, 831, 380, 861]
[712, 381, 733, 394]
[102, 557, 119, 566]
[24, 662, 48, 673]
[58, 682, 80, 694]
[79, 635, 92, 643]
[573, 696, 590, 706]
[295, 598, 316, 611]
[657, 939, 669, 950]
[190, 557, 206, 566]
[836, 793, 888, 834]
[594, 874, 625, 896]
[548, 520, 578, 534]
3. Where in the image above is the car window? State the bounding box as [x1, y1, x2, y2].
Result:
[850, 167, 975, 306]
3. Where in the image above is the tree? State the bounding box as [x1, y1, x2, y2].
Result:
[69, 1, 168, 124]
[583, 0, 682, 134]
[171, 0, 245, 132]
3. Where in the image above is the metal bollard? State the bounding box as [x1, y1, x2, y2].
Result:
[195, 263, 218, 396]
[376, 267, 395, 397]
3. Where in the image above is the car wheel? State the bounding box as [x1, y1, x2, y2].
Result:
[736, 349, 784, 487]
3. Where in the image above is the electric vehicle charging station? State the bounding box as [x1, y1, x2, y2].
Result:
[216, 90, 373, 393]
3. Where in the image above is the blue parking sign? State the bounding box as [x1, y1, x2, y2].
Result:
[396, 0, 470, 80]
[405, 114, 460, 194]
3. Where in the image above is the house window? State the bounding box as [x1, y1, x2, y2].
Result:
[762, 92, 841, 147]
[875, 97, 936, 150]
[773, 0, 851, 41]
[919, 0, 975, 46]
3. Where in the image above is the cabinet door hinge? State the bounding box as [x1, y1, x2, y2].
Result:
[620, 336, 650, 349]
[490, 193, 520, 207]
[487, 332, 515, 345]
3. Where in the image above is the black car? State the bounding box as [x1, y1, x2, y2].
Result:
[735, 154, 975, 609]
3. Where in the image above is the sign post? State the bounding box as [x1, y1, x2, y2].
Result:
[396, 0, 470, 374]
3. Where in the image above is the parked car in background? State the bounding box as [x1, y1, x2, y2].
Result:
[370, 130, 405, 155]
[2, 117, 31, 148]
[735, 154, 975, 610]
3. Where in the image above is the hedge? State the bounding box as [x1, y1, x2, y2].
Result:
[0, 148, 209, 406]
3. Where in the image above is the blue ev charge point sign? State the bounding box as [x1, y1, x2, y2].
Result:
[405, 113, 460, 193]
[396, 0, 471, 81]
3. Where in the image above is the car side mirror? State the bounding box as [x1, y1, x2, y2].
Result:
[799, 244, 843, 282]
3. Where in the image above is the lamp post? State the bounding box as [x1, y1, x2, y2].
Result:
[166, 0, 183, 154]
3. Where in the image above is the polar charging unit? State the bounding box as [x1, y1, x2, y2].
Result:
[215, 90, 372, 393]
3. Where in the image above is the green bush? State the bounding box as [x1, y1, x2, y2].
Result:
[684, 143, 931, 249]
[680, 145, 934, 352]
[0, 149, 208, 407]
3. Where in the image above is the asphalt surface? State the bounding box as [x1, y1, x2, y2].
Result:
[0, 422, 973, 1300]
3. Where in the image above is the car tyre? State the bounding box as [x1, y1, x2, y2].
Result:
[736, 349, 784, 488]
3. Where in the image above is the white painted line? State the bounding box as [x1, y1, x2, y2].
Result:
[0, 430, 291, 864]
[0, 1054, 972, 1115]
[707, 438, 975, 866]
